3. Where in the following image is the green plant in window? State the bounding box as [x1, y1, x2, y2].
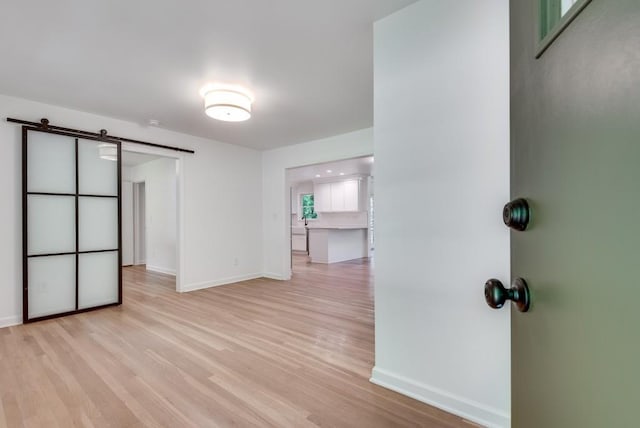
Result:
[301, 194, 318, 219]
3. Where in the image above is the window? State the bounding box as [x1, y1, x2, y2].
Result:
[560, 0, 578, 16]
[537, 0, 592, 58]
[301, 194, 317, 219]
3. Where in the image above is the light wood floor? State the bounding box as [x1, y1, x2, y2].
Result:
[0, 254, 469, 427]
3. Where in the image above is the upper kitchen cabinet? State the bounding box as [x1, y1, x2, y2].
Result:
[330, 182, 346, 211]
[314, 182, 332, 212]
[343, 179, 359, 211]
[315, 179, 361, 212]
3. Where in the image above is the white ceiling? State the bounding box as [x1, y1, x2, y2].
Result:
[121, 150, 165, 167]
[0, 0, 417, 150]
[287, 155, 373, 184]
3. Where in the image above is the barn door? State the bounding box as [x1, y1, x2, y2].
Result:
[23, 127, 121, 322]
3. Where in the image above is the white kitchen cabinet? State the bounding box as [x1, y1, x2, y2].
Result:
[343, 180, 359, 211]
[314, 183, 331, 212]
[314, 179, 360, 212]
[291, 226, 307, 251]
[292, 235, 306, 251]
[308, 227, 368, 263]
[330, 182, 345, 211]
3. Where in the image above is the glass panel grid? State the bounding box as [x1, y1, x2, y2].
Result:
[24, 128, 121, 322]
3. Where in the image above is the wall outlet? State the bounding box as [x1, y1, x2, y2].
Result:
[234, 257, 239, 266]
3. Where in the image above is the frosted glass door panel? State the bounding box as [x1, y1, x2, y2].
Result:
[28, 195, 76, 255]
[28, 255, 76, 318]
[78, 252, 118, 309]
[79, 197, 118, 251]
[78, 139, 118, 196]
[27, 132, 75, 194]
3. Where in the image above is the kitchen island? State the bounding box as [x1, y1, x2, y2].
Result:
[307, 226, 368, 264]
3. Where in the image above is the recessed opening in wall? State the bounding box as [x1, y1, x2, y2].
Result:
[285, 155, 374, 274]
[121, 149, 181, 292]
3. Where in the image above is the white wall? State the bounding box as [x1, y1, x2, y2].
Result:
[291, 181, 313, 220]
[0, 93, 263, 326]
[124, 158, 177, 275]
[134, 183, 146, 264]
[372, 1, 510, 427]
[121, 180, 134, 266]
[262, 128, 373, 279]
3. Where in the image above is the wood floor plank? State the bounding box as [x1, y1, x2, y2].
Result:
[0, 254, 468, 427]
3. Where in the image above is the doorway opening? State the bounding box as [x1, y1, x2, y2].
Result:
[285, 155, 374, 275]
[133, 182, 146, 266]
[121, 148, 182, 292]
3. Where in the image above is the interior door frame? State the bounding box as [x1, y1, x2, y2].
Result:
[121, 180, 134, 267]
[284, 154, 374, 278]
[132, 181, 146, 266]
[22, 125, 123, 323]
[121, 142, 186, 293]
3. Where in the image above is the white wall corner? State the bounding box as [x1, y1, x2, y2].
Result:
[145, 265, 177, 276]
[262, 272, 289, 281]
[370, 367, 510, 428]
[180, 273, 264, 293]
[0, 315, 22, 329]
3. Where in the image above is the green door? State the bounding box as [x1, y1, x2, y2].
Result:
[510, 1, 640, 427]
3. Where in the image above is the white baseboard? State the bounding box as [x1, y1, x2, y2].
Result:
[146, 265, 176, 276]
[0, 315, 22, 329]
[180, 273, 264, 292]
[370, 367, 509, 428]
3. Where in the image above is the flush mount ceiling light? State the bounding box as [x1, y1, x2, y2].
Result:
[98, 143, 118, 161]
[199, 84, 254, 122]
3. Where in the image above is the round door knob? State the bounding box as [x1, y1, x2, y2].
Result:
[484, 278, 530, 312]
[503, 198, 530, 231]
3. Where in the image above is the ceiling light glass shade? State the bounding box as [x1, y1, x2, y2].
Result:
[203, 88, 253, 122]
[98, 143, 118, 161]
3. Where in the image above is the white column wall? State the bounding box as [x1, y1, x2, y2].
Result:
[372, 1, 511, 426]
